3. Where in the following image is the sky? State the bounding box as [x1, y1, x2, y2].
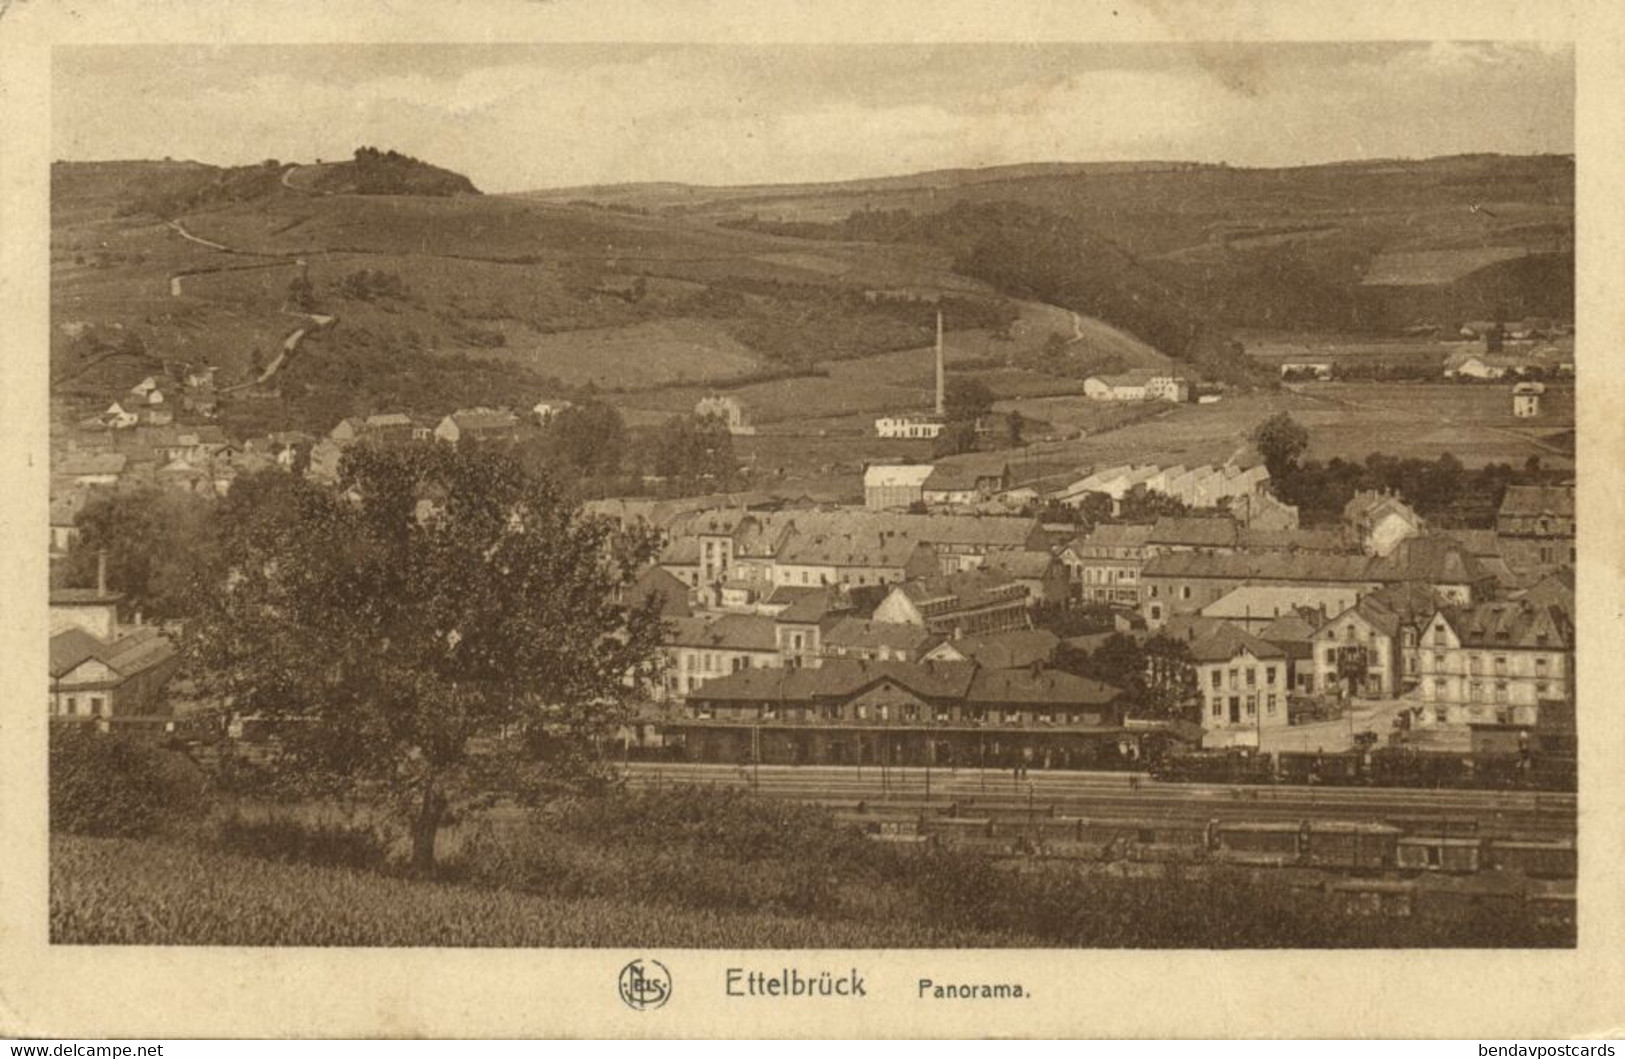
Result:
[53, 42, 1574, 193]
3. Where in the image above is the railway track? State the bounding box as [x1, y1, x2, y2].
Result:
[616, 762, 1576, 838]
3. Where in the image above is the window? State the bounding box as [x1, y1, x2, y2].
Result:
[1266, 667, 1277, 685]
[1212, 700, 1222, 718]
[1228, 668, 1239, 689]
[1246, 668, 1257, 688]
[1495, 682, 1508, 704]
[857, 705, 868, 720]
[1537, 682, 1551, 698]
[1210, 669, 1222, 688]
[1180, 585, 1192, 601]
[1266, 694, 1277, 716]
[66, 696, 78, 715]
[1245, 695, 1256, 717]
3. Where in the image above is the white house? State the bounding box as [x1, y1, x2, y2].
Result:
[100, 402, 139, 430]
[875, 415, 945, 440]
[1083, 373, 1150, 401]
[533, 399, 572, 423]
[1512, 381, 1545, 418]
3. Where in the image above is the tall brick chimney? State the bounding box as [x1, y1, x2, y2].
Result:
[935, 310, 946, 417]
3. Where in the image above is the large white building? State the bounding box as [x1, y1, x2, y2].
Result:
[863, 463, 934, 509]
[874, 415, 945, 440]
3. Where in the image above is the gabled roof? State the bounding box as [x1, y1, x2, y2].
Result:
[628, 565, 692, 618]
[1514, 572, 1575, 618]
[863, 463, 934, 490]
[99, 626, 176, 673]
[922, 464, 980, 492]
[773, 586, 848, 624]
[1068, 523, 1154, 551]
[1201, 584, 1360, 622]
[49, 626, 175, 679]
[1257, 611, 1319, 646]
[658, 536, 701, 565]
[447, 410, 519, 432]
[895, 568, 1027, 613]
[1091, 371, 1156, 388]
[1343, 489, 1419, 525]
[365, 413, 413, 429]
[1435, 600, 1572, 651]
[49, 628, 107, 677]
[777, 531, 928, 569]
[1384, 535, 1490, 585]
[966, 666, 1121, 706]
[686, 658, 979, 703]
[1498, 484, 1575, 520]
[1143, 550, 1386, 584]
[1185, 623, 1288, 664]
[824, 617, 937, 654]
[938, 628, 1060, 670]
[1237, 527, 1347, 553]
[981, 549, 1058, 580]
[663, 613, 779, 652]
[1148, 516, 1239, 549]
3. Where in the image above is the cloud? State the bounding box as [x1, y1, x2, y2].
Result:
[53, 43, 1574, 191]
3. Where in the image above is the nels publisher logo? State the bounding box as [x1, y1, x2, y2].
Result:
[618, 958, 672, 1012]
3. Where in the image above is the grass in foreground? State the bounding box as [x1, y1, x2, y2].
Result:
[50, 834, 1015, 947]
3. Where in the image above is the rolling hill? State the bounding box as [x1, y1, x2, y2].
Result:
[525, 153, 1574, 336]
[54, 154, 1166, 439]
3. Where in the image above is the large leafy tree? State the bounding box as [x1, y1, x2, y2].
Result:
[1252, 412, 1310, 481]
[646, 413, 740, 489]
[183, 450, 664, 870]
[59, 487, 215, 619]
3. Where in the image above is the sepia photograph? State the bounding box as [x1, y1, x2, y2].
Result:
[9, 0, 1625, 1040]
[39, 36, 1580, 953]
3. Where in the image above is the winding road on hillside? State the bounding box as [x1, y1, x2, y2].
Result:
[164, 218, 336, 390]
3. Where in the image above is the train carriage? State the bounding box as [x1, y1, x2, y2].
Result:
[1397, 835, 1485, 874]
[1211, 821, 1303, 867]
[1302, 821, 1402, 872]
[1485, 838, 1577, 880]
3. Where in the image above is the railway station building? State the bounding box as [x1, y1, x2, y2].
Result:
[669, 658, 1131, 769]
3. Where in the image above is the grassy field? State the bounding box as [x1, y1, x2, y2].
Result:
[473, 317, 763, 388]
[51, 834, 1006, 947]
[1239, 330, 1575, 370]
[953, 383, 1575, 481]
